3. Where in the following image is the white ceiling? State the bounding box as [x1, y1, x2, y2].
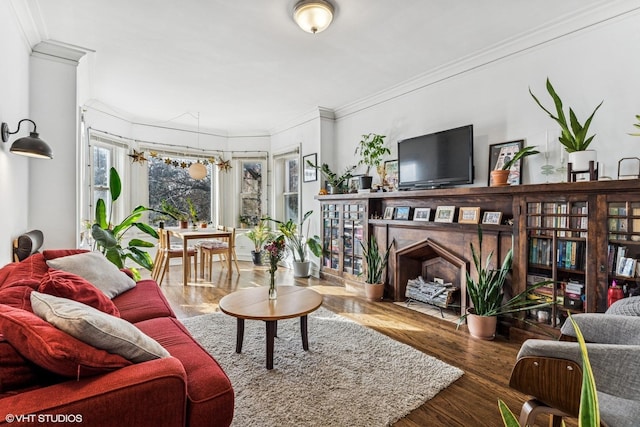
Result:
[26, 0, 617, 133]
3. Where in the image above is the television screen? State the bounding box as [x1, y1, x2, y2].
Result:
[398, 125, 473, 189]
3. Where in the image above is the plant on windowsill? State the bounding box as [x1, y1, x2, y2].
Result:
[359, 235, 393, 301]
[91, 167, 162, 281]
[186, 197, 199, 229]
[305, 161, 356, 194]
[244, 219, 273, 266]
[529, 78, 603, 171]
[458, 226, 551, 340]
[160, 200, 189, 228]
[490, 146, 540, 187]
[354, 133, 390, 190]
[630, 114, 640, 136]
[265, 210, 322, 278]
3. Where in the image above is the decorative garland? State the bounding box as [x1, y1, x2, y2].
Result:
[128, 149, 233, 173]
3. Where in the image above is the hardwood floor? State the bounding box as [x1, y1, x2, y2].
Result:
[153, 261, 571, 427]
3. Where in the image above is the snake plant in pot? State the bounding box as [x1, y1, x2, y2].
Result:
[459, 226, 550, 339]
[530, 78, 603, 171]
[359, 235, 393, 301]
[266, 210, 322, 278]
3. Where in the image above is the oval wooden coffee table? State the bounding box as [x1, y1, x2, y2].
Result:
[218, 286, 323, 369]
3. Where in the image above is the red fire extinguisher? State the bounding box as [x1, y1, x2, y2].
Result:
[608, 280, 625, 308]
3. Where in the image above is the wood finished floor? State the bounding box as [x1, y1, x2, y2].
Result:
[152, 261, 573, 427]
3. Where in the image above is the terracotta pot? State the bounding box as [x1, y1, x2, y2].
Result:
[364, 282, 384, 301]
[466, 310, 497, 340]
[179, 220, 188, 229]
[490, 170, 511, 187]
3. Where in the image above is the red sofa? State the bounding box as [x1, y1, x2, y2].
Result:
[0, 250, 234, 427]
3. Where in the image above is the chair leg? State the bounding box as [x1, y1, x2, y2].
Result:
[158, 256, 168, 286]
[519, 399, 569, 427]
[232, 250, 240, 274]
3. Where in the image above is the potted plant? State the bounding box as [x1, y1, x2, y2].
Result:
[359, 235, 393, 301]
[266, 210, 322, 278]
[529, 78, 603, 171]
[244, 219, 273, 266]
[490, 145, 540, 187]
[630, 114, 640, 136]
[459, 226, 550, 339]
[186, 197, 199, 229]
[91, 167, 162, 281]
[354, 133, 390, 189]
[161, 200, 189, 228]
[306, 161, 356, 194]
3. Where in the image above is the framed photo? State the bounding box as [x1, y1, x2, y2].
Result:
[458, 207, 481, 224]
[383, 206, 395, 220]
[384, 159, 398, 189]
[482, 211, 503, 225]
[434, 206, 455, 223]
[488, 140, 524, 186]
[412, 207, 431, 221]
[303, 153, 318, 182]
[394, 206, 410, 220]
[348, 175, 363, 193]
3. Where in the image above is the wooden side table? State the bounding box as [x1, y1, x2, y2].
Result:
[218, 286, 323, 369]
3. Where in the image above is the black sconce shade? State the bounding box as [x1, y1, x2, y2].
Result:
[1, 119, 53, 159]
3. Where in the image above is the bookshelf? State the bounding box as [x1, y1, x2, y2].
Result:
[523, 197, 591, 330]
[605, 199, 640, 299]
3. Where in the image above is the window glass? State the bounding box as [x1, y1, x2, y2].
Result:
[283, 158, 299, 223]
[239, 161, 263, 227]
[148, 157, 212, 226]
[92, 145, 113, 218]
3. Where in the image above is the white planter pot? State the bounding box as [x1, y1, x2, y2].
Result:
[568, 150, 597, 172]
[293, 261, 311, 278]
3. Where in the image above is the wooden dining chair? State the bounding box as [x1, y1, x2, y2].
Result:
[154, 228, 197, 286]
[199, 226, 240, 279]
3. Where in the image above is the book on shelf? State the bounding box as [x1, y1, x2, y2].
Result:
[617, 257, 637, 277]
[633, 207, 640, 234]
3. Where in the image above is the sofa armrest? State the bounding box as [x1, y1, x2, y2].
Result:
[1, 357, 187, 427]
[559, 313, 640, 345]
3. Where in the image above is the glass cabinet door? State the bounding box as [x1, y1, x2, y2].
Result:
[321, 204, 340, 270]
[342, 204, 365, 276]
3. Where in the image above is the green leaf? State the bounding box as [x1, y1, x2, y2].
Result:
[497, 399, 520, 427]
[569, 315, 600, 427]
[128, 238, 155, 248]
[109, 167, 122, 202]
[95, 199, 108, 229]
[105, 247, 124, 269]
[126, 247, 154, 271]
[91, 224, 118, 249]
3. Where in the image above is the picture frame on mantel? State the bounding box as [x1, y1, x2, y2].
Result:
[488, 140, 523, 186]
[303, 153, 318, 182]
[434, 206, 455, 223]
[458, 207, 481, 224]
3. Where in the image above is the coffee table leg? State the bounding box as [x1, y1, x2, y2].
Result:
[300, 315, 309, 351]
[266, 320, 277, 369]
[236, 318, 244, 353]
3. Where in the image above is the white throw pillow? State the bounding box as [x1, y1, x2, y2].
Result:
[46, 252, 136, 299]
[30, 291, 170, 363]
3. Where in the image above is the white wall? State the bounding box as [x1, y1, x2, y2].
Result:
[330, 10, 640, 187]
[0, 3, 31, 266]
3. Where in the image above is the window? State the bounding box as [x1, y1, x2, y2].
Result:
[147, 156, 212, 226]
[239, 160, 263, 227]
[283, 157, 299, 223]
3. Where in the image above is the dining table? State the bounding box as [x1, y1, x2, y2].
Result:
[167, 227, 233, 285]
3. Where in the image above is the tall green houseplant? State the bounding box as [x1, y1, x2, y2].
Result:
[354, 133, 390, 188]
[91, 167, 160, 279]
[529, 78, 603, 153]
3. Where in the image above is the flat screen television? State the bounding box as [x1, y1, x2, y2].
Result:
[397, 124, 474, 189]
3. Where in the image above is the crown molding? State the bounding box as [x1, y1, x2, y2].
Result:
[270, 106, 335, 136]
[7, 0, 45, 51]
[334, 0, 640, 121]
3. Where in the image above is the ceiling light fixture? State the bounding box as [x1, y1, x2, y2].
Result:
[1, 119, 53, 159]
[293, 0, 334, 34]
[188, 112, 207, 180]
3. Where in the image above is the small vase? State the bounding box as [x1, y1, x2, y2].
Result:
[269, 272, 277, 300]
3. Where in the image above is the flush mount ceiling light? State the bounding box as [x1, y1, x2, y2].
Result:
[1, 119, 53, 159]
[293, 0, 334, 34]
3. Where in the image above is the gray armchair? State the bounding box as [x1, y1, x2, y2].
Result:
[509, 298, 640, 427]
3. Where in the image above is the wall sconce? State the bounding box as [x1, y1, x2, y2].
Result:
[1, 119, 53, 159]
[293, 0, 335, 34]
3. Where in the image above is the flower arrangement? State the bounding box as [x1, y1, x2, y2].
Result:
[264, 235, 286, 299]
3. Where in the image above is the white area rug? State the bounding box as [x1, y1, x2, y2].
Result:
[182, 306, 463, 427]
